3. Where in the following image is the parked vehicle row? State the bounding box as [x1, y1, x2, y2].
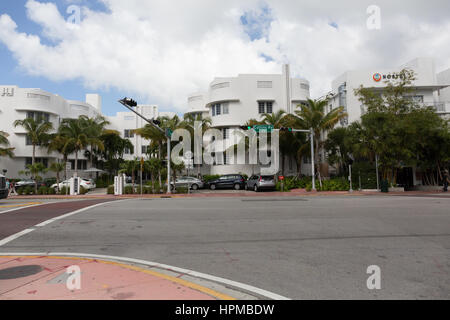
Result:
[51, 178, 96, 191]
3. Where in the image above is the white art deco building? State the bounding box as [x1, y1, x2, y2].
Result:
[0, 85, 173, 178]
[328, 57, 450, 125]
[185, 65, 312, 177]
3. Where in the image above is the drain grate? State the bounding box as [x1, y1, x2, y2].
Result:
[0, 265, 43, 280]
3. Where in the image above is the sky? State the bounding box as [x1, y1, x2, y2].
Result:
[0, 0, 450, 116]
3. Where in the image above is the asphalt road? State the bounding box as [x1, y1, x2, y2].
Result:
[0, 195, 449, 299]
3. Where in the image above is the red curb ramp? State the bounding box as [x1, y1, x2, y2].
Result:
[0, 256, 218, 300]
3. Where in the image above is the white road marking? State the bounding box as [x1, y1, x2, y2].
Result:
[0, 252, 291, 300]
[0, 229, 35, 247]
[0, 200, 128, 246]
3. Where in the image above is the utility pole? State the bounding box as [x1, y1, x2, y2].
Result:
[118, 98, 172, 194]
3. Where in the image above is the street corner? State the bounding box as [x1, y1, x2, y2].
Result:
[0, 255, 249, 301]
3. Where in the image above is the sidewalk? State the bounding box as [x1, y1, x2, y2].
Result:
[0, 255, 238, 300]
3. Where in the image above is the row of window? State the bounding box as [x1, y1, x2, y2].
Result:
[26, 111, 50, 122]
[211, 101, 274, 117]
[124, 129, 135, 138]
[24, 158, 88, 170]
[212, 81, 309, 90]
[211, 103, 229, 117]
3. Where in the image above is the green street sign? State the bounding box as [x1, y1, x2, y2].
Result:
[165, 128, 173, 138]
[253, 125, 274, 133]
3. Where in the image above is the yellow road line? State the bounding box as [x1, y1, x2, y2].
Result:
[0, 202, 42, 208]
[0, 255, 236, 300]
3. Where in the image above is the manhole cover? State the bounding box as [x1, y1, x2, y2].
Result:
[0, 265, 43, 280]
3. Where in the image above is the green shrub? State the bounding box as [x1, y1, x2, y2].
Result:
[17, 188, 24, 195]
[80, 186, 88, 195]
[38, 186, 48, 195]
[175, 186, 188, 194]
[24, 186, 33, 195]
[124, 186, 134, 194]
[47, 187, 56, 195]
[202, 175, 221, 183]
[60, 186, 68, 195]
[306, 177, 350, 192]
[107, 185, 114, 194]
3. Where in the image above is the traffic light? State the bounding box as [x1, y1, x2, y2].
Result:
[152, 119, 161, 126]
[239, 126, 253, 131]
[121, 97, 137, 107]
[280, 127, 293, 132]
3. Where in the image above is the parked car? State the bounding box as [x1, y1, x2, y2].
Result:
[15, 179, 45, 189]
[246, 175, 276, 192]
[170, 177, 204, 191]
[51, 178, 96, 191]
[206, 174, 246, 190]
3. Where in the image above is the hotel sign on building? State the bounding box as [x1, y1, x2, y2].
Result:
[372, 72, 406, 82]
[1, 87, 15, 97]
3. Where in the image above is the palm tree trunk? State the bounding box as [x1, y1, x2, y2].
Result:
[75, 151, 79, 177]
[63, 154, 68, 180]
[32, 144, 36, 166]
[158, 142, 162, 188]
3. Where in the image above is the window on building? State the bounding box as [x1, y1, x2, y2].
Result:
[222, 103, 229, 114]
[25, 135, 33, 146]
[215, 104, 221, 116]
[69, 160, 87, 170]
[258, 101, 273, 114]
[222, 128, 229, 140]
[257, 81, 273, 88]
[124, 146, 134, 155]
[303, 156, 311, 164]
[27, 111, 50, 122]
[142, 146, 148, 154]
[258, 102, 266, 114]
[124, 129, 134, 138]
[25, 157, 48, 168]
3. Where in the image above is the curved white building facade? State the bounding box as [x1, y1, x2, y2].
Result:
[0, 85, 173, 179]
[0, 86, 102, 178]
[186, 65, 312, 177]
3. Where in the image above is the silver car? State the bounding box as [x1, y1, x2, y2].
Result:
[170, 176, 204, 190]
[246, 175, 276, 192]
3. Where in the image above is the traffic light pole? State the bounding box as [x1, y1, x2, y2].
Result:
[118, 98, 172, 194]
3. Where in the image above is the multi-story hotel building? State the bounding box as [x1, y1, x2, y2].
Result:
[185, 65, 312, 177]
[0, 85, 173, 178]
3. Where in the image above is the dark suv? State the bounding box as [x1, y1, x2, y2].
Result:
[207, 175, 247, 190]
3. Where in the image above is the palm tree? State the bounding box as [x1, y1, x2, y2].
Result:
[293, 98, 348, 184]
[49, 161, 65, 193]
[58, 118, 88, 177]
[181, 113, 212, 176]
[99, 130, 133, 176]
[135, 115, 183, 186]
[19, 163, 48, 193]
[14, 117, 53, 166]
[145, 158, 161, 193]
[79, 115, 109, 168]
[0, 131, 14, 158]
[262, 110, 290, 175]
[47, 134, 74, 180]
[119, 159, 139, 193]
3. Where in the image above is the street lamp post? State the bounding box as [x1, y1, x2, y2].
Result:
[118, 98, 172, 194]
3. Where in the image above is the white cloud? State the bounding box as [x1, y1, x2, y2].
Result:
[0, 0, 449, 113]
